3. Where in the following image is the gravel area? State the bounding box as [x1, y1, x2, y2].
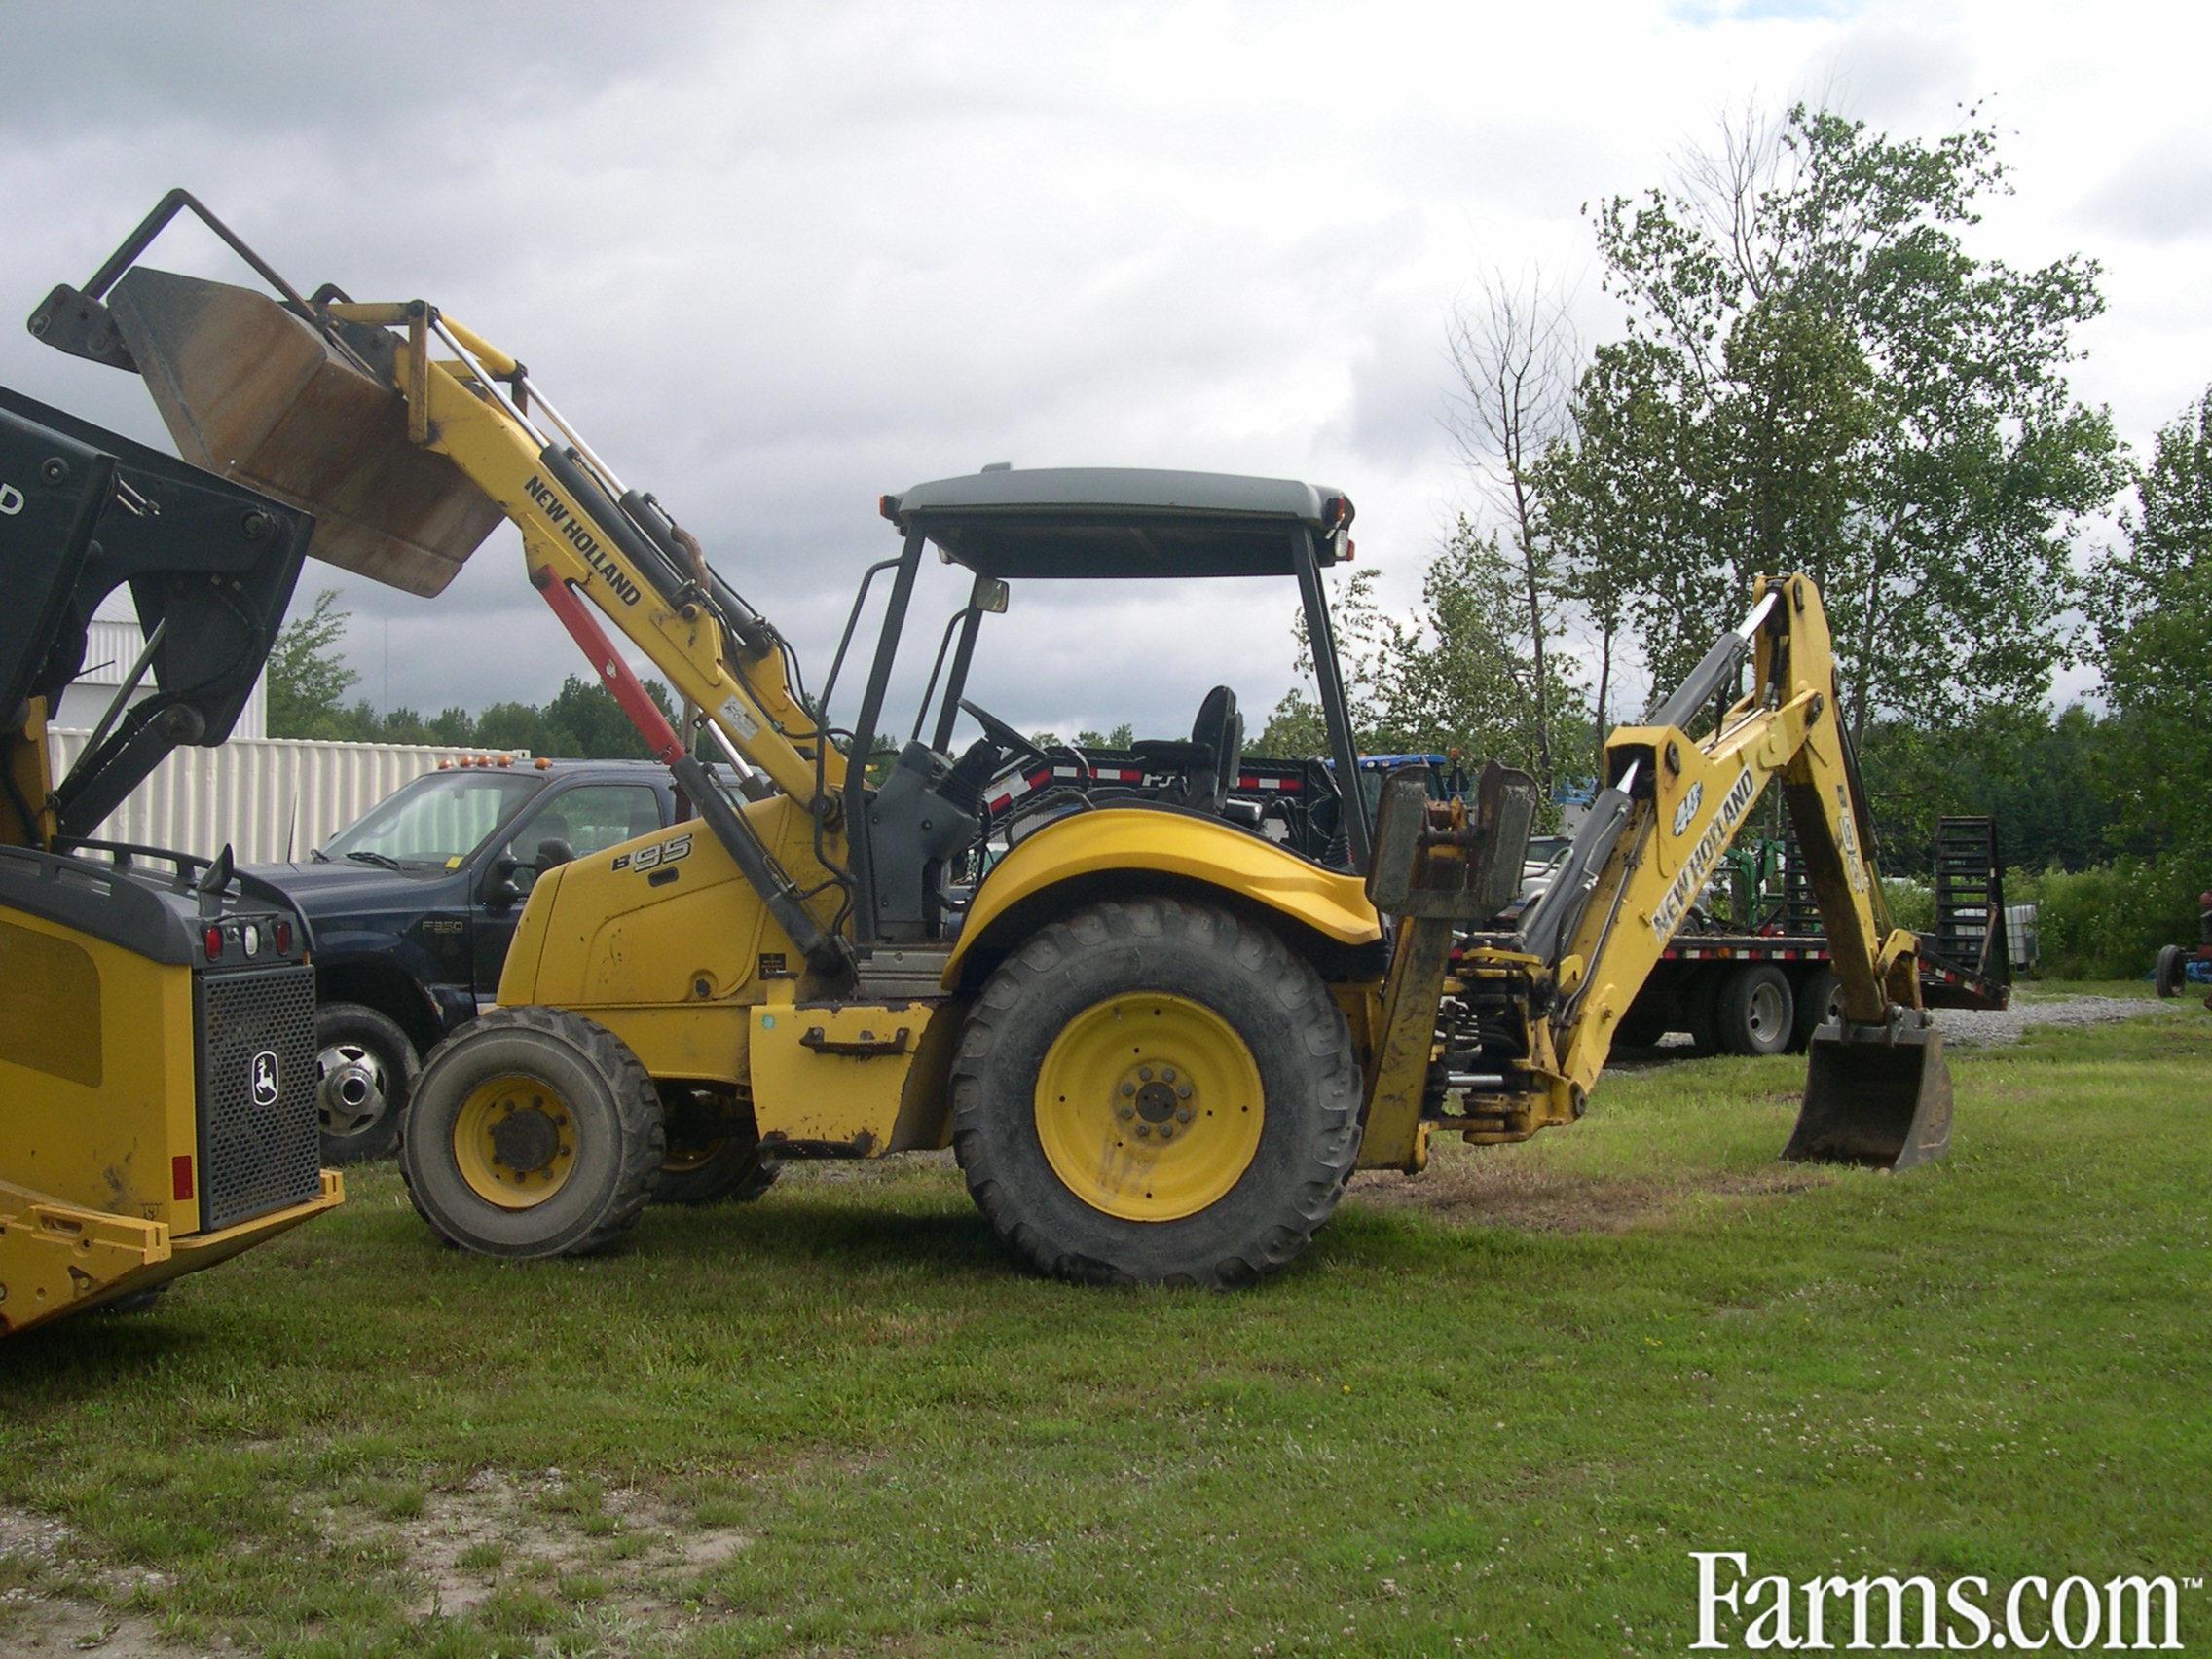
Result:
[1932, 994, 2182, 1048]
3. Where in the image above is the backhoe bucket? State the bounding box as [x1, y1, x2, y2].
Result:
[1783, 1018, 1953, 1171]
[103, 267, 501, 596]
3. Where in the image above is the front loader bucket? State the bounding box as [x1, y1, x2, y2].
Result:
[103, 267, 501, 596]
[1783, 1019, 1953, 1171]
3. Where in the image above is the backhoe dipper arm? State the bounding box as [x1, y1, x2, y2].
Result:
[1451, 573, 1922, 1144]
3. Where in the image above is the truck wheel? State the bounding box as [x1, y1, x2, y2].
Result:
[1682, 967, 1725, 1054]
[314, 1002, 419, 1164]
[1789, 967, 1841, 1051]
[399, 1007, 664, 1259]
[2155, 944, 2185, 998]
[949, 896, 1362, 1288]
[654, 1137, 781, 1205]
[1714, 964, 1794, 1056]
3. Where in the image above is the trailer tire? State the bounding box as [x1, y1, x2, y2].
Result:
[313, 1002, 418, 1164]
[1714, 964, 1794, 1056]
[1682, 967, 1725, 1054]
[1789, 967, 1841, 1051]
[400, 1007, 664, 1259]
[2155, 943, 2185, 999]
[1615, 996, 1671, 1048]
[950, 896, 1362, 1288]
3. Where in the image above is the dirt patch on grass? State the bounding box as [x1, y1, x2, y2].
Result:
[379, 1469, 751, 1621]
[0, 1508, 182, 1656]
[1345, 1157, 1828, 1234]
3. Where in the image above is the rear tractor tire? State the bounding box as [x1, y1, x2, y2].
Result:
[1714, 964, 1794, 1057]
[313, 1002, 419, 1164]
[399, 1006, 665, 1259]
[949, 897, 1363, 1288]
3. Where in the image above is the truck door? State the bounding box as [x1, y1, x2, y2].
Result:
[472, 780, 668, 999]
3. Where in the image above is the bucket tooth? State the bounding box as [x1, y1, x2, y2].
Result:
[104, 266, 501, 597]
[1783, 1017, 1953, 1171]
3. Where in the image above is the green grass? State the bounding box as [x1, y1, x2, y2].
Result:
[4, 996, 2208, 1656]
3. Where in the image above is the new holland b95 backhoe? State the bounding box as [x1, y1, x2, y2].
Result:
[0, 381, 342, 1336]
[32, 191, 1954, 1287]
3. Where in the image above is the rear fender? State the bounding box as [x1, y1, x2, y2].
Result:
[944, 808, 1382, 991]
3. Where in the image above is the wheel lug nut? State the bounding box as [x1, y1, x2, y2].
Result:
[1175, 1084, 1193, 1099]
[1118, 1104, 1135, 1120]
[1158, 1124, 1174, 1141]
[1175, 1107, 1193, 1124]
[1135, 1124, 1152, 1138]
[1161, 1067, 1176, 1083]
[1121, 1082, 1135, 1097]
[1138, 1066, 1154, 1082]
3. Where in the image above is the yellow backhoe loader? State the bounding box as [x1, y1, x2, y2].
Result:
[1, 380, 342, 1337]
[31, 191, 1953, 1286]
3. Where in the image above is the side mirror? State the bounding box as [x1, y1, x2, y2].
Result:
[535, 837, 576, 870]
[485, 855, 524, 906]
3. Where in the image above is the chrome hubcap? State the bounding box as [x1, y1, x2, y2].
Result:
[1748, 981, 1786, 1042]
[316, 1041, 389, 1137]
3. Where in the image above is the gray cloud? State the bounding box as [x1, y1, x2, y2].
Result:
[2083, 139, 2212, 245]
[1, 0, 2194, 747]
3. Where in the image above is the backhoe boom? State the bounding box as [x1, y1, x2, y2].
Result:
[1366, 571, 1951, 1173]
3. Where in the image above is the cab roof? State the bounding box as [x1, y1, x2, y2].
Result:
[883, 466, 1353, 579]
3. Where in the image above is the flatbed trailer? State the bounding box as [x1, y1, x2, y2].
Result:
[1600, 815, 2012, 1055]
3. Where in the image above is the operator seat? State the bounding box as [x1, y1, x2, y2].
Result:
[1126, 684, 1243, 815]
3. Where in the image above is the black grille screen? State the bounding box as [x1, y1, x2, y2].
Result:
[196, 964, 320, 1232]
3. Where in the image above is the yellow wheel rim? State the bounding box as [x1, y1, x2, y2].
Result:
[1034, 991, 1264, 1222]
[453, 1073, 579, 1209]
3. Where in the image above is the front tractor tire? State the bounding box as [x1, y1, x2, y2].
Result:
[399, 1007, 665, 1259]
[950, 897, 1363, 1288]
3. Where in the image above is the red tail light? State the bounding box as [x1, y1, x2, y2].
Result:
[275, 919, 293, 954]
[203, 925, 223, 961]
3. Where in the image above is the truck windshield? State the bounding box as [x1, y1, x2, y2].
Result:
[319, 770, 542, 865]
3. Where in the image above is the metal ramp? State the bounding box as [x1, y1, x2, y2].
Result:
[1921, 815, 2010, 1009]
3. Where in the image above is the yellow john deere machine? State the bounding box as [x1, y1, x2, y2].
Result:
[32, 191, 1953, 1286]
[0, 378, 343, 1337]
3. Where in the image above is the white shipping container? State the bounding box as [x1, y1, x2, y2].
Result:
[45, 729, 532, 866]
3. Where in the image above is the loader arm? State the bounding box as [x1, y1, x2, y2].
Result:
[29, 196, 854, 977]
[1362, 572, 1951, 1174]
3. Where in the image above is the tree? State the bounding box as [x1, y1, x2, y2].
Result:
[1248, 538, 1584, 812]
[1446, 271, 1579, 799]
[265, 589, 360, 739]
[1547, 103, 2123, 747]
[2094, 387, 2212, 870]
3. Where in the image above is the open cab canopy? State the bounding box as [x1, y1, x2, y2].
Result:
[883, 466, 1353, 580]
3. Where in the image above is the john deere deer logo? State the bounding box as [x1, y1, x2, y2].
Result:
[250, 1051, 280, 1108]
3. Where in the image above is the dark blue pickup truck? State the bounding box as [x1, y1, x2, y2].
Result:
[247, 757, 689, 1163]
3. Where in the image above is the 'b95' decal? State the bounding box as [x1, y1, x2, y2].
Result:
[612, 832, 692, 874]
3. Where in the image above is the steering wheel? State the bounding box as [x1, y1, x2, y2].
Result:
[959, 698, 1052, 767]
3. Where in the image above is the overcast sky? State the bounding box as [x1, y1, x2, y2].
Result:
[5, 0, 2207, 745]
